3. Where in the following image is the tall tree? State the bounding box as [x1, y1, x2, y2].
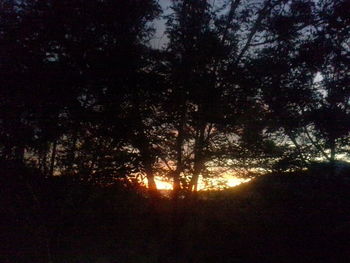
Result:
[162, 0, 290, 193]
[0, 0, 161, 182]
[253, 0, 350, 171]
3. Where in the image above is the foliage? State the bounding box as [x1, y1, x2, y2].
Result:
[0, 0, 349, 190]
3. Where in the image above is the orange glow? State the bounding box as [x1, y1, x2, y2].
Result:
[226, 177, 251, 187]
[155, 179, 173, 190]
[153, 175, 251, 191]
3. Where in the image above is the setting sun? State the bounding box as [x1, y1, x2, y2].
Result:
[154, 175, 251, 191]
[155, 179, 173, 190]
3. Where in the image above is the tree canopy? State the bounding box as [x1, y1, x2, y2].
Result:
[0, 0, 349, 192]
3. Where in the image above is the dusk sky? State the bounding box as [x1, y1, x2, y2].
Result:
[150, 0, 171, 48]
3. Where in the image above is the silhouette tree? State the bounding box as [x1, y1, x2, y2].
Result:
[305, 0, 350, 170]
[252, 0, 350, 171]
[0, 0, 161, 182]
[158, 0, 293, 194]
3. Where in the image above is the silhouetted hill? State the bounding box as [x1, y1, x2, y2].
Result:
[198, 173, 350, 262]
[2, 164, 350, 263]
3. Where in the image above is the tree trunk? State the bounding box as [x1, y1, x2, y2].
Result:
[173, 172, 181, 199]
[43, 149, 49, 176]
[286, 129, 308, 166]
[189, 173, 199, 192]
[189, 121, 206, 192]
[172, 101, 186, 196]
[167, 109, 186, 263]
[49, 139, 57, 177]
[67, 131, 78, 174]
[329, 138, 336, 177]
[146, 169, 158, 192]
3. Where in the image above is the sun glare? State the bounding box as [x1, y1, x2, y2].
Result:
[154, 175, 251, 191]
[226, 177, 251, 187]
[155, 179, 173, 190]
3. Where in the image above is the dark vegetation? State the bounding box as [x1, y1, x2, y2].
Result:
[1, 0, 349, 262]
[2, 161, 350, 263]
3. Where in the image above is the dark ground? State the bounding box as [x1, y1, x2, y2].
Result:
[1, 162, 350, 263]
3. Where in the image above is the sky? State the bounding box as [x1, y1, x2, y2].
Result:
[149, 0, 171, 49]
[150, 0, 230, 48]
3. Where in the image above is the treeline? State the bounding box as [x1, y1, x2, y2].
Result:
[1, 0, 349, 193]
